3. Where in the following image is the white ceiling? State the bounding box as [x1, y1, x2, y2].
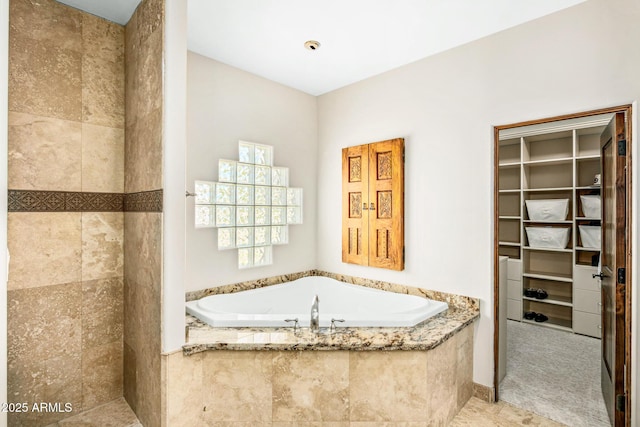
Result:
[57, 0, 140, 26]
[59, 0, 587, 95]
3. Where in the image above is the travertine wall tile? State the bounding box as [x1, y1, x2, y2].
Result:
[123, 212, 162, 350]
[351, 423, 428, 427]
[426, 335, 458, 425]
[456, 325, 474, 411]
[136, 29, 163, 117]
[9, 34, 82, 121]
[82, 52, 125, 128]
[7, 282, 83, 425]
[125, 106, 163, 193]
[8, 0, 126, 424]
[123, 341, 138, 413]
[202, 351, 273, 423]
[8, 212, 82, 290]
[8, 111, 82, 191]
[9, 0, 82, 52]
[123, 212, 162, 427]
[273, 423, 350, 427]
[82, 123, 125, 193]
[82, 12, 124, 64]
[7, 282, 82, 361]
[81, 212, 124, 281]
[164, 352, 204, 427]
[82, 277, 123, 348]
[135, 0, 163, 46]
[350, 351, 428, 422]
[272, 351, 349, 422]
[43, 353, 83, 412]
[82, 340, 123, 410]
[122, 0, 165, 424]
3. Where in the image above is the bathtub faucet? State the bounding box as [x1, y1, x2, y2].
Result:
[310, 295, 320, 333]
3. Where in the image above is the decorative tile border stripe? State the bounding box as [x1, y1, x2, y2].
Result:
[8, 189, 164, 212]
[124, 189, 163, 212]
[8, 190, 124, 212]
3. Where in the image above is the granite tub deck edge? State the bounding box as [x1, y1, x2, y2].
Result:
[182, 271, 479, 355]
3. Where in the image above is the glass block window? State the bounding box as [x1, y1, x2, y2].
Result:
[194, 141, 303, 269]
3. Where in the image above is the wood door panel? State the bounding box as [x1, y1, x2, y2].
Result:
[342, 145, 369, 265]
[368, 139, 404, 270]
[342, 138, 404, 270]
[600, 112, 627, 426]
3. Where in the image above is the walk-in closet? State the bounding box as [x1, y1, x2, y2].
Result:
[496, 113, 613, 426]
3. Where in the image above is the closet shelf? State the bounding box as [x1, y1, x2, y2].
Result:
[499, 241, 521, 247]
[523, 272, 573, 283]
[575, 154, 600, 160]
[522, 187, 572, 192]
[576, 186, 601, 190]
[499, 216, 521, 220]
[523, 157, 573, 166]
[523, 220, 572, 224]
[499, 162, 520, 168]
[576, 246, 601, 252]
[523, 246, 573, 253]
[575, 217, 601, 221]
[522, 296, 573, 307]
[498, 189, 521, 194]
[521, 318, 573, 332]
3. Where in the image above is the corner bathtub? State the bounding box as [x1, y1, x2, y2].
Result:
[185, 276, 448, 328]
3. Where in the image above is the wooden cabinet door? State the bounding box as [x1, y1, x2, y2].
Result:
[367, 138, 404, 270]
[342, 144, 369, 266]
[342, 138, 404, 270]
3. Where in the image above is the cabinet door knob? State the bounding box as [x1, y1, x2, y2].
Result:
[370, 203, 375, 210]
[592, 272, 605, 279]
[363, 203, 368, 210]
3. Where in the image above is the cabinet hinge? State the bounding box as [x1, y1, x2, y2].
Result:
[617, 267, 626, 284]
[618, 139, 627, 156]
[616, 394, 625, 412]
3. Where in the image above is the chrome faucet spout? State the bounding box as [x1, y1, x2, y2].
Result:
[310, 294, 320, 333]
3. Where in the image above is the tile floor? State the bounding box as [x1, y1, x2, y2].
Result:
[500, 320, 608, 426]
[450, 397, 565, 426]
[46, 395, 563, 426]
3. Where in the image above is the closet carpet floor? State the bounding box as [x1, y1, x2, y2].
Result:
[499, 320, 610, 427]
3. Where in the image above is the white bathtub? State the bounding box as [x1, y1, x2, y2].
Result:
[186, 276, 448, 328]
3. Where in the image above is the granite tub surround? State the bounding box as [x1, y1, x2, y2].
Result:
[166, 325, 473, 426]
[184, 269, 478, 353]
[185, 269, 480, 312]
[185, 304, 476, 353]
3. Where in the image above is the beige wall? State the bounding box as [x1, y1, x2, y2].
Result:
[316, 0, 640, 389]
[186, 52, 318, 291]
[123, 0, 164, 426]
[6, 0, 125, 425]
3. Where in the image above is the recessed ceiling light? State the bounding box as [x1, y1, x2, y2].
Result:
[304, 40, 321, 51]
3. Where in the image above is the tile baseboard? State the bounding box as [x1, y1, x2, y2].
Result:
[473, 382, 496, 402]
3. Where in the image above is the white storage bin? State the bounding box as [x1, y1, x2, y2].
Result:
[525, 199, 569, 221]
[580, 195, 601, 219]
[579, 225, 601, 249]
[525, 227, 571, 249]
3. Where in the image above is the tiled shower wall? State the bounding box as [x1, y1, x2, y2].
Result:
[7, 0, 125, 425]
[123, 0, 164, 426]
